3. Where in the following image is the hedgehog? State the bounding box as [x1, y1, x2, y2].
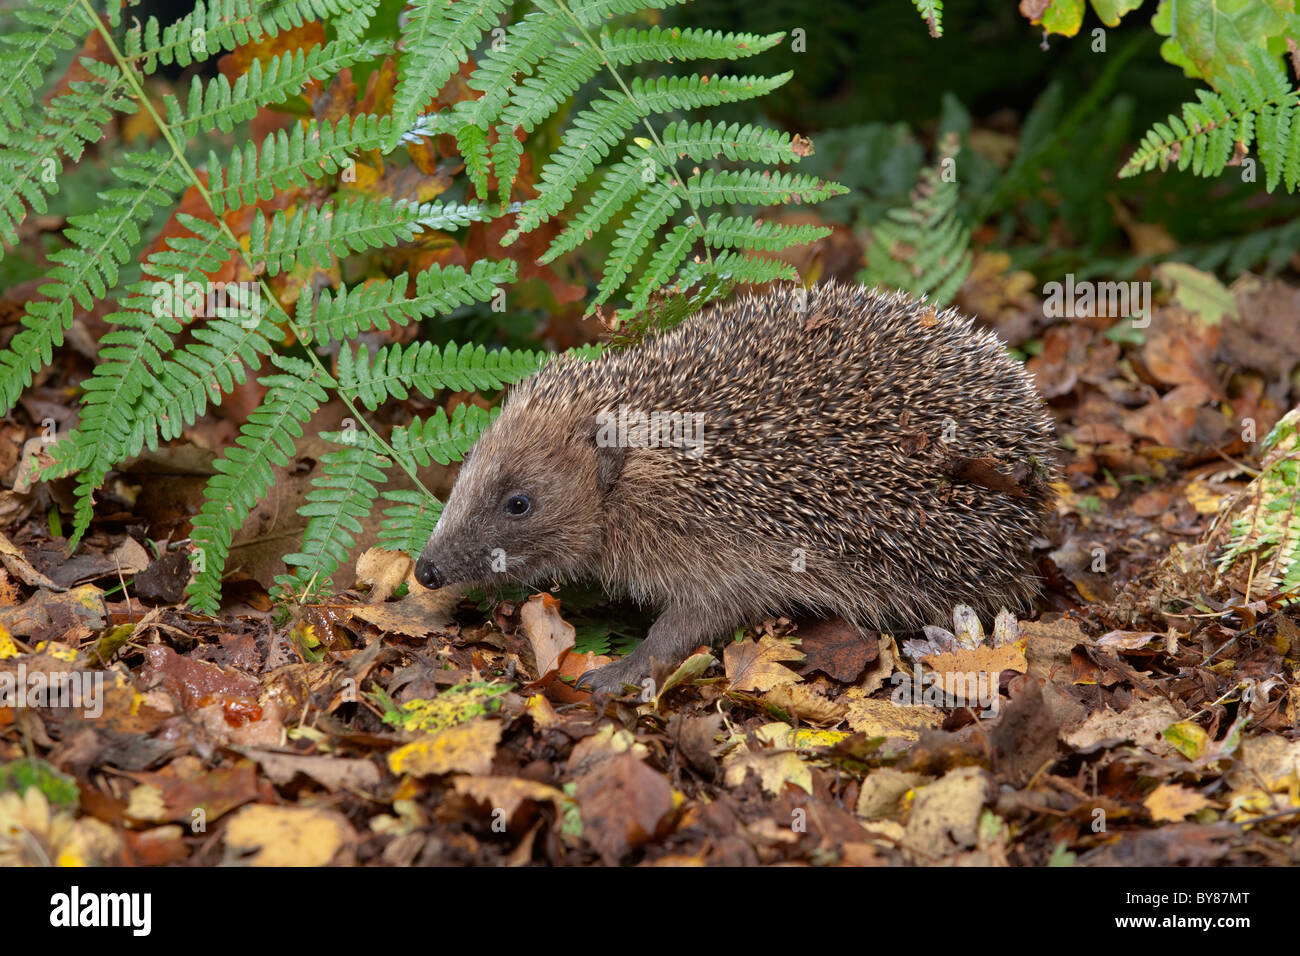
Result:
[414, 280, 1057, 693]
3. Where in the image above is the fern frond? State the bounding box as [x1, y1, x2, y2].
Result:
[1214, 408, 1300, 600]
[129, 216, 279, 446]
[596, 181, 681, 305]
[544, 122, 813, 263]
[303, 259, 516, 344]
[188, 355, 331, 613]
[568, 159, 840, 312]
[378, 489, 442, 557]
[390, 0, 515, 137]
[0, 59, 135, 249]
[165, 40, 380, 138]
[338, 341, 549, 410]
[273, 432, 391, 601]
[860, 137, 970, 306]
[389, 404, 499, 473]
[1121, 45, 1300, 191]
[624, 221, 696, 314]
[400, 2, 839, 314]
[480, 25, 781, 198]
[65, 226, 241, 545]
[456, 4, 573, 129]
[0, 0, 95, 139]
[507, 73, 792, 237]
[245, 196, 426, 275]
[0, 149, 188, 415]
[622, 211, 826, 313]
[910, 0, 944, 38]
[139, 317, 279, 445]
[206, 114, 396, 214]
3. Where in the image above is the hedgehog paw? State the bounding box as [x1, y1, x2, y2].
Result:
[575, 657, 650, 696]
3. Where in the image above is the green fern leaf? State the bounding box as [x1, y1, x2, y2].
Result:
[338, 341, 550, 410]
[303, 259, 516, 344]
[544, 121, 814, 264]
[0, 0, 94, 139]
[860, 137, 971, 306]
[507, 73, 792, 238]
[165, 40, 381, 139]
[390, 0, 515, 140]
[206, 115, 395, 214]
[65, 225, 240, 545]
[1214, 408, 1300, 600]
[245, 196, 426, 276]
[390, 404, 499, 473]
[379, 489, 442, 557]
[188, 355, 332, 613]
[1121, 46, 1300, 192]
[910, 0, 944, 38]
[0, 149, 189, 415]
[274, 433, 391, 601]
[0, 59, 136, 249]
[684, 167, 846, 208]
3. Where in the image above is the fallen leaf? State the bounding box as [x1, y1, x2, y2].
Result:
[223, 804, 354, 866]
[387, 718, 503, 777]
[845, 696, 944, 741]
[1145, 783, 1213, 822]
[724, 635, 803, 693]
[721, 748, 813, 796]
[518, 593, 575, 681]
[575, 750, 676, 862]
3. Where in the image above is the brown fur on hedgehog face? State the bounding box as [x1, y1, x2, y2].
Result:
[414, 404, 623, 591]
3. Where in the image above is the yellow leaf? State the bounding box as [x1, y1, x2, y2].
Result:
[724, 635, 803, 693]
[845, 696, 943, 740]
[1144, 783, 1213, 822]
[223, 804, 352, 866]
[1164, 720, 1210, 759]
[387, 718, 502, 777]
[722, 749, 812, 795]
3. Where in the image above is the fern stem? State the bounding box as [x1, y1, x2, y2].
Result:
[76, 0, 442, 516]
[552, 0, 713, 272]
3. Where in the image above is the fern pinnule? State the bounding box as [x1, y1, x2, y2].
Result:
[245, 196, 426, 276]
[206, 115, 395, 214]
[302, 259, 517, 344]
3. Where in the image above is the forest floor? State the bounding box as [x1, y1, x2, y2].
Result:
[1, 257, 1299, 867]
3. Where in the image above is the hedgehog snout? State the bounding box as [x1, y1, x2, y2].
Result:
[413, 555, 445, 590]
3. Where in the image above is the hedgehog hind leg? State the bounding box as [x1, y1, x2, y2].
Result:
[576, 604, 719, 695]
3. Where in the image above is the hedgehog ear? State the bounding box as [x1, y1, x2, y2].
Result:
[591, 414, 625, 494]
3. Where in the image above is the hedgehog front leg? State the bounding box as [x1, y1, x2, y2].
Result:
[576, 604, 716, 695]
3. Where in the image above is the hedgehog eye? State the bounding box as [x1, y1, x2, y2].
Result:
[505, 494, 532, 516]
